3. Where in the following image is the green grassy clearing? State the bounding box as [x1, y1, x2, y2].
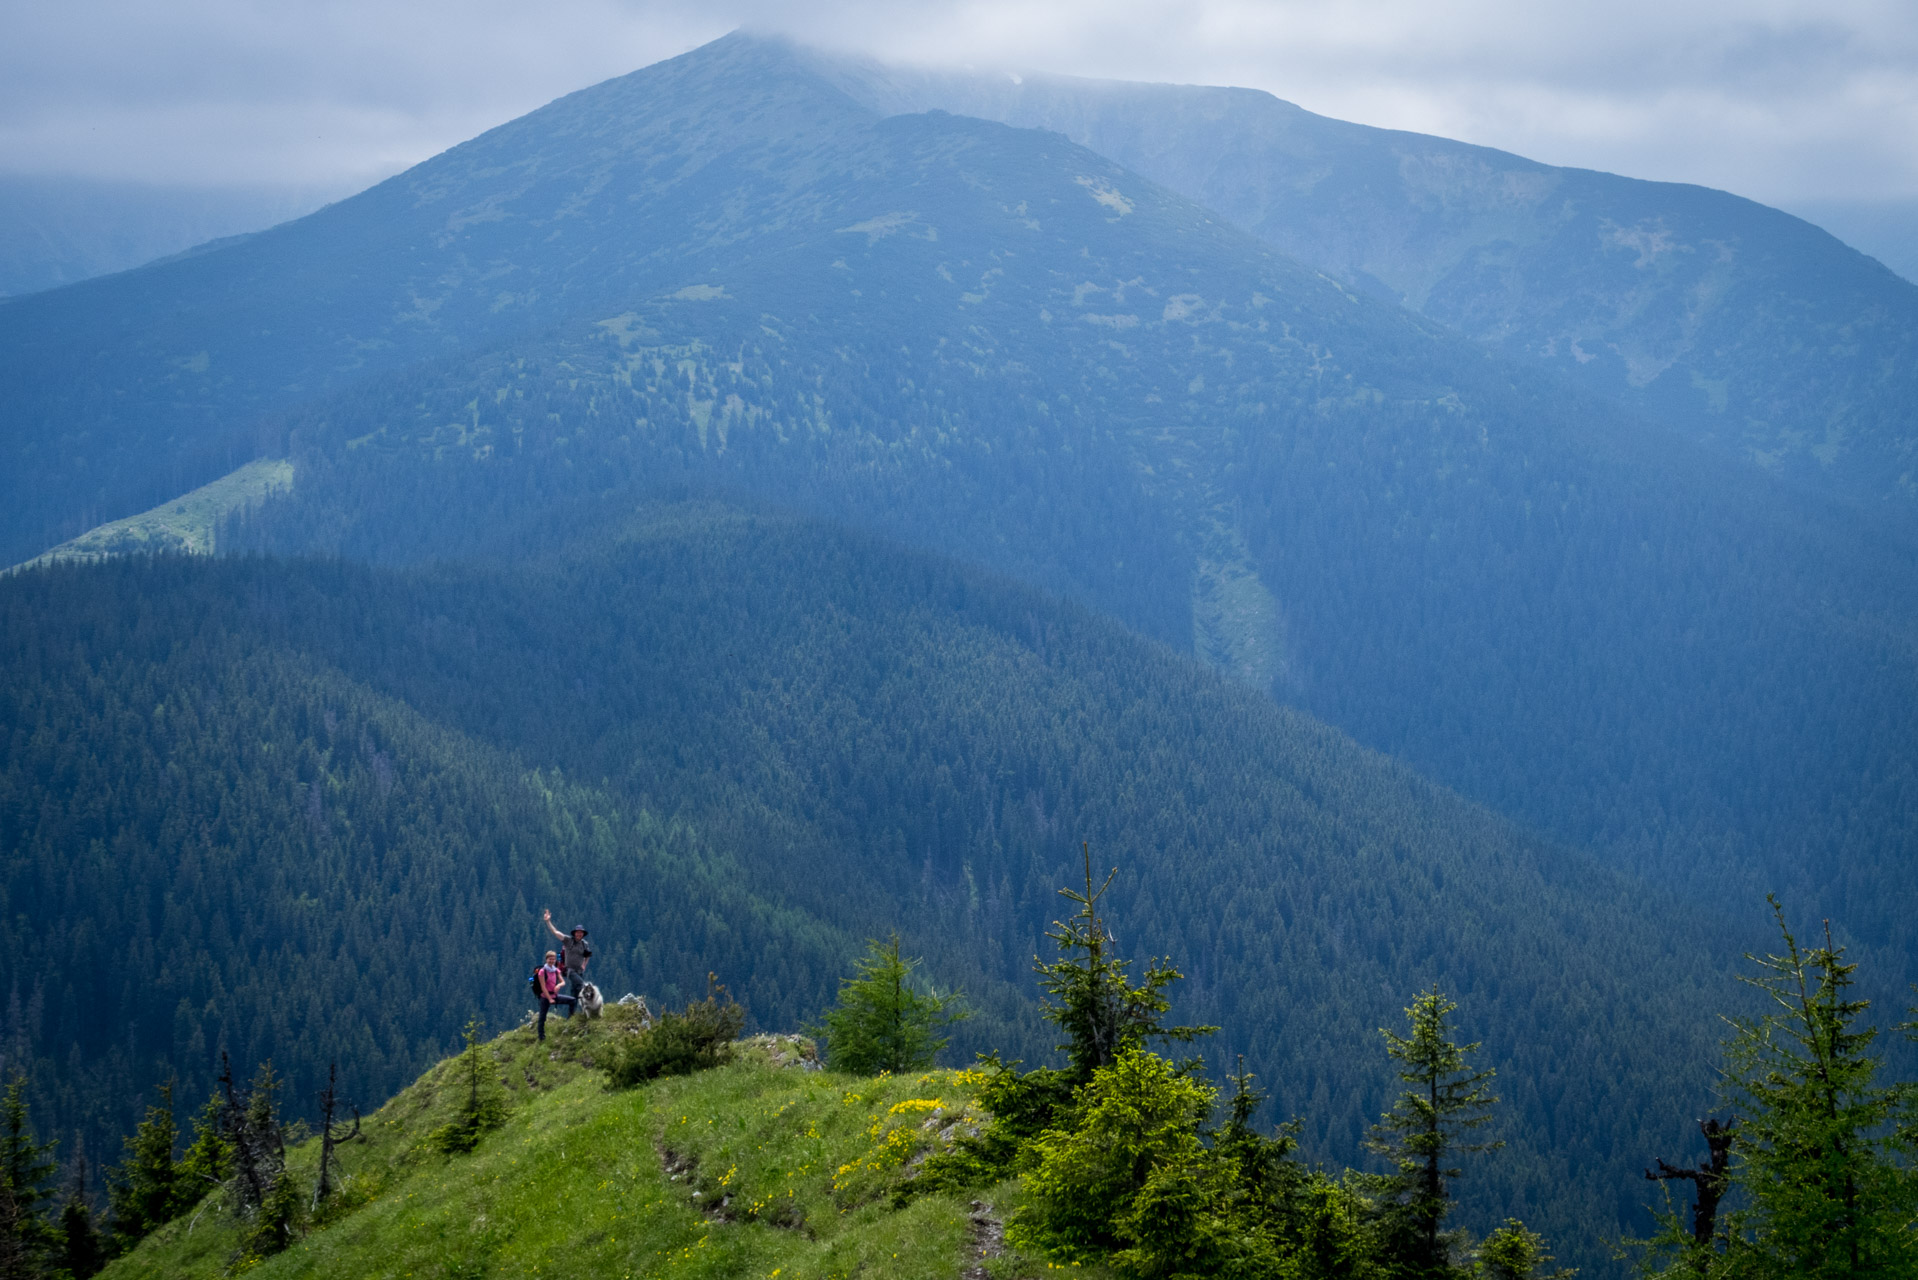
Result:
[105, 1007, 1064, 1280]
[16, 457, 291, 570]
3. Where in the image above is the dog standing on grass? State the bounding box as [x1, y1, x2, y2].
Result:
[577, 981, 604, 1019]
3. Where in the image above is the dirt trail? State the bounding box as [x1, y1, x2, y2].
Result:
[961, 1199, 1005, 1279]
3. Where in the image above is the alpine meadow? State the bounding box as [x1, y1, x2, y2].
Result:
[3, 28, 1917, 1280]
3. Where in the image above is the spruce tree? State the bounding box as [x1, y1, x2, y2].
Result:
[814, 933, 967, 1075]
[174, 1089, 231, 1205]
[1364, 986, 1502, 1279]
[1214, 1058, 1303, 1219]
[0, 1075, 55, 1276]
[1472, 1219, 1573, 1279]
[218, 1057, 279, 1217]
[0, 1179, 35, 1280]
[107, 1079, 182, 1243]
[242, 1168, 305, 1260]
[430, 1022, 510, 1155]
[213, 1059, 303, 1261]
[1715, 903, 1917, 1278]
[1035, 844, 1215, 1082]
[52, 1154, 105, 1280]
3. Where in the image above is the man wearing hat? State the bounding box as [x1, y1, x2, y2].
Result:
[542, 909, 594, 1009]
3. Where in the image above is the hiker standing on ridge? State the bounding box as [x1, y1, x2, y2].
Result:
[534, 950, 575, 1041]
[543, 909, 593, 1001]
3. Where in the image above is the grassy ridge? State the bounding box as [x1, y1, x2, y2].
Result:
[107, 1010, 1040, 1279]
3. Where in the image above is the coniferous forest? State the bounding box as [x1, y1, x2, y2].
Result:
[3, 30, 1918, 1280]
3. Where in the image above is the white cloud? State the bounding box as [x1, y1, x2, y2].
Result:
[2, 0, 1915, 205]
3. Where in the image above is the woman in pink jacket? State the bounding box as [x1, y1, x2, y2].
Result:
[534, 950, 576, 1041]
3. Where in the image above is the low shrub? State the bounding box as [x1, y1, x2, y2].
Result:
[606, 983, 746, 1087]
[904, 1056, 1076, 1200]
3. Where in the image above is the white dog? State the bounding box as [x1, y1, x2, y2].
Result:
[577, 981, 605, 1019]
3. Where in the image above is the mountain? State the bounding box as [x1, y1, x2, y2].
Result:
[0, 173, 332, 299]
[0, 35, 910, 561]
[813, 54, 1918, 520]
[5, 34, 1914, 1274]
[3, 504, 1742, 1272]
[4, 31, 1913, 947]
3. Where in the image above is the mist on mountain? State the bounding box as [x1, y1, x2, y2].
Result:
[0, 174, 340, 299]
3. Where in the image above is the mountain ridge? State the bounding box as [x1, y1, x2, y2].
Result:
[803, 41, 1918, 521]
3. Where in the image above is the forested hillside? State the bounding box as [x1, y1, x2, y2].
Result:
[2, 505, 1746, 1270]
[230, 176, 1918, 962]
[0, 539, 857, 1158]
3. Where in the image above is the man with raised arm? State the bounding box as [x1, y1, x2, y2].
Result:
[542, 908, 594, 1003]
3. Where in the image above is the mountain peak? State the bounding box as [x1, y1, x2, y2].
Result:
[386, 30, 880, 214]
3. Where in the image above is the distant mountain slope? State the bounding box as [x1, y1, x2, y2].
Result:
[5, 33, 1912, 948]
[816, 53, 1918, 519]
[2, 506, 1740, 1274]
[222, 81, 1918, 954]
[1786, 197, 1918, 285]
[0, 34, 905, 560]
[0, 173, 329, 298]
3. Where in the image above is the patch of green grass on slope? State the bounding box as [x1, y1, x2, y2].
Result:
[105, 1008, 1051, 1280]
[13, 457, 292, 570]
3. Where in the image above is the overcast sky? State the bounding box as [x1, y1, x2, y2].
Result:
[3, 0, 1915, 211]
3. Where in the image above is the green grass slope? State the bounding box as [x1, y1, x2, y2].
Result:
[11, 457, 292, 570]
[107, 1015, 1038, 1280]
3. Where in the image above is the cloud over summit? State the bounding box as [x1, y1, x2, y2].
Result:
[3, 0, 1914, 208]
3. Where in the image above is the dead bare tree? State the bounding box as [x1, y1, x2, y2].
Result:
[1646, 1116, 1736, 1252]
[311, 1061, 362, 1211]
